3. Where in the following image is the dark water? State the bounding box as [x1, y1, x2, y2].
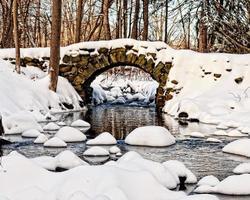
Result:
[2, 105, 250, 199]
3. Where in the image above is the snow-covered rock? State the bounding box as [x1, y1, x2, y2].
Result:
[109, 146, 121, 154]
[233, 163, 250, 174]
[58, 121, 66, 126]
[22, 129, 41, 138]
[43, 122, 60, 131]
[206, 138, 222, 143]
[71, 119, 90, 127]
[44, 137, 67, 148]
[163, 160, 197, 184]
[185, 132, 205, 138]
[55, 150, 89, 169]
[212, 130, 227, 136]
[55, 126, 87, 142]
[86, 132, 116, 145]
[222, 139, 250, 157]
[125, 126, 175, 147]
[31, 156, 57, 171]
[227, 129, 247, 137]
[83, 147, 109, 157]
[197, 175, 220, 187]
[34, 134, 48, 144]
[180, 195, 219, 200]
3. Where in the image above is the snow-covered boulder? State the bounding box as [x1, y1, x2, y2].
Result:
[31, 156, 57, 171]
[57, 121, 66, 126]
[125, 126, 175, 147]
[34, 134, 48, 144]
[197, 175, 220, 187]
[86, 132, 116, 145]
[55, 126, 87, 142]
[44, 137, 67, 148]
[206, 138, 222, 143]
[185, 132, 205, 138]
[22, 129, 41, 138]
[83, 147, 109, 157]
[163, 160, 197, 184]
[212, 130, 227, 136]
[55, 150, 89, 169]
[43, 122, 60, 131]
[109, 146, 121, 154]
[222, 139, 250, 157]
[233, 163, 250, 174]
[71, 119, 90, 127]
[227, 130, 247, 137]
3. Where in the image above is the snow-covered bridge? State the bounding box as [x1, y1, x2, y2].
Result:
[0, 39, 173, 108]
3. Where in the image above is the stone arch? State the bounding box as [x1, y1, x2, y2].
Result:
[60, 46, 172, 109]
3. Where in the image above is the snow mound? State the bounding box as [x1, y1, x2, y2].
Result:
[223, 139, 250, 157]
[44, 137, 67, 148]
[125, 126, 175, 147]
[206, 138, 222, 143]
[197, 175, 220, 187]
[43, 122, 60, 131]
[212, 130, 227, 136]
[55, 150, 89, 169]
[163, 160, 197, 184]
[86, 132, 116, 145]
[109, 146, 121, 154]
[55, 126, 87, 142]
[22, 129, 41, 138]
[71, 119, 90, 127]
[233, 163, 250, 174]
[83, 147, 109, 157]
[31, 156, 57, 171]
[34, 134, 48, 144]
[180, 194, 219, 200]
[3, 111, 43, 135]
[227, 130, 247, 137]
[58, 121, 66, 126]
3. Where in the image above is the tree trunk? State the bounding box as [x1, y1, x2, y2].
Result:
[142, 0, 148, 40]
[131, 0, 140, 39]
[199, 0, 208, 52]
[123, 0, 128, 38]
[164, 0, 168, 43]
[102, 0, 111, 40]
[49, 0, 62, 92]
[75, 0, 84, 43]
[13, 0, 20, 74]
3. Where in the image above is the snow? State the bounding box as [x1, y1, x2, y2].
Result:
[34, 134, 48, 144]
[2, 111, 43, 134]
[163, 160, 197, 184]
[212, 130, 227, 136]
[44, 137, 67, 148]
[55, 150, 89, 169]
[55, 126, 87, 142]
[109, 146, 121, 154]
[86, 132, 117, 145]
[197, 175, 220, 187]
[22, 129, 41, 138]
[71, 119, 90, 127]
[58, 121, 66, 126]
[222, 139, 250, 157]
[233, 163, 250, 174]
[43, 122, 60, 131]
[206, 138, 222, 143]
[125, 126, 176, 147]
[184, 132, 205, 138]
[0, 150, 221, 200]
[83, 146, 110, 156]
[227, 129, 247, 137]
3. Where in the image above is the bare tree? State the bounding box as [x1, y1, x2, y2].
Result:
[13, 0, 20, 74]
[49, 0, 62, 92]
[131, 0, 140, 39]
[142, 0, 149, 40]
[75, 0, 84, 43]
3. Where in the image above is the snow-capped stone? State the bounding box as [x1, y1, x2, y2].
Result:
[116, 152, 122, 157]
[163, 160, 197, 184]
[233, 163, 250, 174]
[57, 121, 66, 126]
[22, 129, 41, 138]
[86, 132, 116, 145]
[109, 146, 121, 154]
[55, 150, 89, 169]
[34, 134, 48, 144]
[43, 122, 60, 131]
[44, 137, 67, 148]
[197, 175, 220, 187]
[31, 156, 57, 171]
[180, 194, 219, 200]
[71, 119, 90, 127]
[206, 138, 222, 143]
[185, 132, 205, 138]
[55, 126, 87, 142]
[83, 147, 109, 156]
[240, 127, 250, 134]
[216, 123, 229, 130]
[223, 139, 250, 157]
[125, 126, 175, 147]
[227, 129, 247, 137]
[212, 130, 227, 136]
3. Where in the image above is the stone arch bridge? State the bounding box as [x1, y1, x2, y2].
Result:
[2, 39, 172, 109]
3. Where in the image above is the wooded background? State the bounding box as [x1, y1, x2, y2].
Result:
[0, 0, 249, 53]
